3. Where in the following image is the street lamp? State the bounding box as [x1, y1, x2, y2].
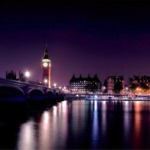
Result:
[24, 70, 30, 82]
[54, 83, 57, 88]
[44, 79, 48, 86]
[25, 71, 30, 78]
[63, 86, 66, 91]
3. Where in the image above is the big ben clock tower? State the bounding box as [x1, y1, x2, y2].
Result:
[42, 47, 51, 88]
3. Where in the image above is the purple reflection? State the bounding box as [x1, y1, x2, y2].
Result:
[123, 101, 130, 144]
[72, 100, 86, 135]
[58, 100, 68, 148]
[39, 111, 51, 150]
[39, 101, 69, 149]
[91, 101, 99, 147]
[15, 100, 150, 149]
[101, 101, 107, 136]
[17, 119, 36, 150]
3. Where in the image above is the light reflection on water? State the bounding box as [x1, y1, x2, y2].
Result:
[101, 101, 107, 137]
[123, 101, 130, 140]
[91, 101, 99, 148]
[17, 119, 37, 150]
[12, 100, 150, 149]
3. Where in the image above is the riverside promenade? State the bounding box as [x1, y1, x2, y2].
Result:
[65, 93, 150, 101]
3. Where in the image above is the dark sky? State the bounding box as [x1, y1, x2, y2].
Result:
[0, 0, 150, 86]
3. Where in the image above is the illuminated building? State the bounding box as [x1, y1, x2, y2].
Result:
[129, 76, 150, 92]
[42, 47, 51, 88]
[104, 76, 124, 94]
[129, 76, 150, 86]
[69, 74, 101, 93]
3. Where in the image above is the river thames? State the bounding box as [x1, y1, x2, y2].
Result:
[0, 100, 150, 149]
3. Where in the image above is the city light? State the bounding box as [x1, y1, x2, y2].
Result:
[43, 62, 48, 67]
[24, 71, 31, 80]
[134, 87, 143, 95]
[54, 83, 57, 88]
[44, 79, 48, 84]
[94, 95, 98, 99]
[76, 94, 79, 97]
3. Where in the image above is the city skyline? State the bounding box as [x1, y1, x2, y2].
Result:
[0, 0, 150, 85]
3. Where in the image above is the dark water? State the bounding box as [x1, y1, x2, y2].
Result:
[0, 100, 150, 149]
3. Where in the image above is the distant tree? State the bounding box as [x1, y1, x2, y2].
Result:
[130, 83, 138, 91]
[113, 82, 123, 94]
[19, 71, 26, 82]
[103, 79, 108, 93]
[103, 79, 107, 87]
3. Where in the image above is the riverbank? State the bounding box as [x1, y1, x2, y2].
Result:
[65, 93, 150, 101]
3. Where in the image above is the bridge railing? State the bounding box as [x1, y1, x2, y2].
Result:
[0, 78, 49, 89]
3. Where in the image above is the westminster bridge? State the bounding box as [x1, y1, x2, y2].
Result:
[0, 78, 64, 103]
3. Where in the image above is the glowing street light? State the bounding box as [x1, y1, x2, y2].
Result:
[62, 86, 67, 92]
[44, 79, 48, 84]
[24, 70, 31, 78]
[24, 70, 31, 82]
[53, 83, 57, 88]
[43, 79, 48, 86]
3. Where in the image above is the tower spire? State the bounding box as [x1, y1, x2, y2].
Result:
[43, 44, 49, 59]
[45, 43, 48, 50]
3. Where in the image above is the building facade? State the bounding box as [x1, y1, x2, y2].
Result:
[104, 76, 124, 94]
[69, 74, 101, 93]
[129, 76, 150, 92]
[42, 48, 51, 88]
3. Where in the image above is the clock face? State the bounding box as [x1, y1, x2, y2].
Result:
[43, 62, 48, 67]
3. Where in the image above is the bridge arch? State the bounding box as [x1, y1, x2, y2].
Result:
[46, 90, 54, 96]
[55, 91, 60, 96]
[46, 90, 55, 100]
[28, 89, 45, 100]
[0, 85, 25, 100]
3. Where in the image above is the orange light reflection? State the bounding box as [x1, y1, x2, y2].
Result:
[133, 101, 142, 148]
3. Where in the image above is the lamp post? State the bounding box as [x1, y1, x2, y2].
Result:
[24, 70, 30, 82]
[44, 79, 48, 86]
[54, 83, 57, 88]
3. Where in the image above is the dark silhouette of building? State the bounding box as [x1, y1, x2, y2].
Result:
[69, 74, 101, 93]
[6, 70, 17, 80]
[6, 70, 27, 82]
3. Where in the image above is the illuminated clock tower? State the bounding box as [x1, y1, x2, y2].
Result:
[42, 48, 51, 88]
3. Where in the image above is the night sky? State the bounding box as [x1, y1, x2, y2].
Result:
[0, 0, 150, 86]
